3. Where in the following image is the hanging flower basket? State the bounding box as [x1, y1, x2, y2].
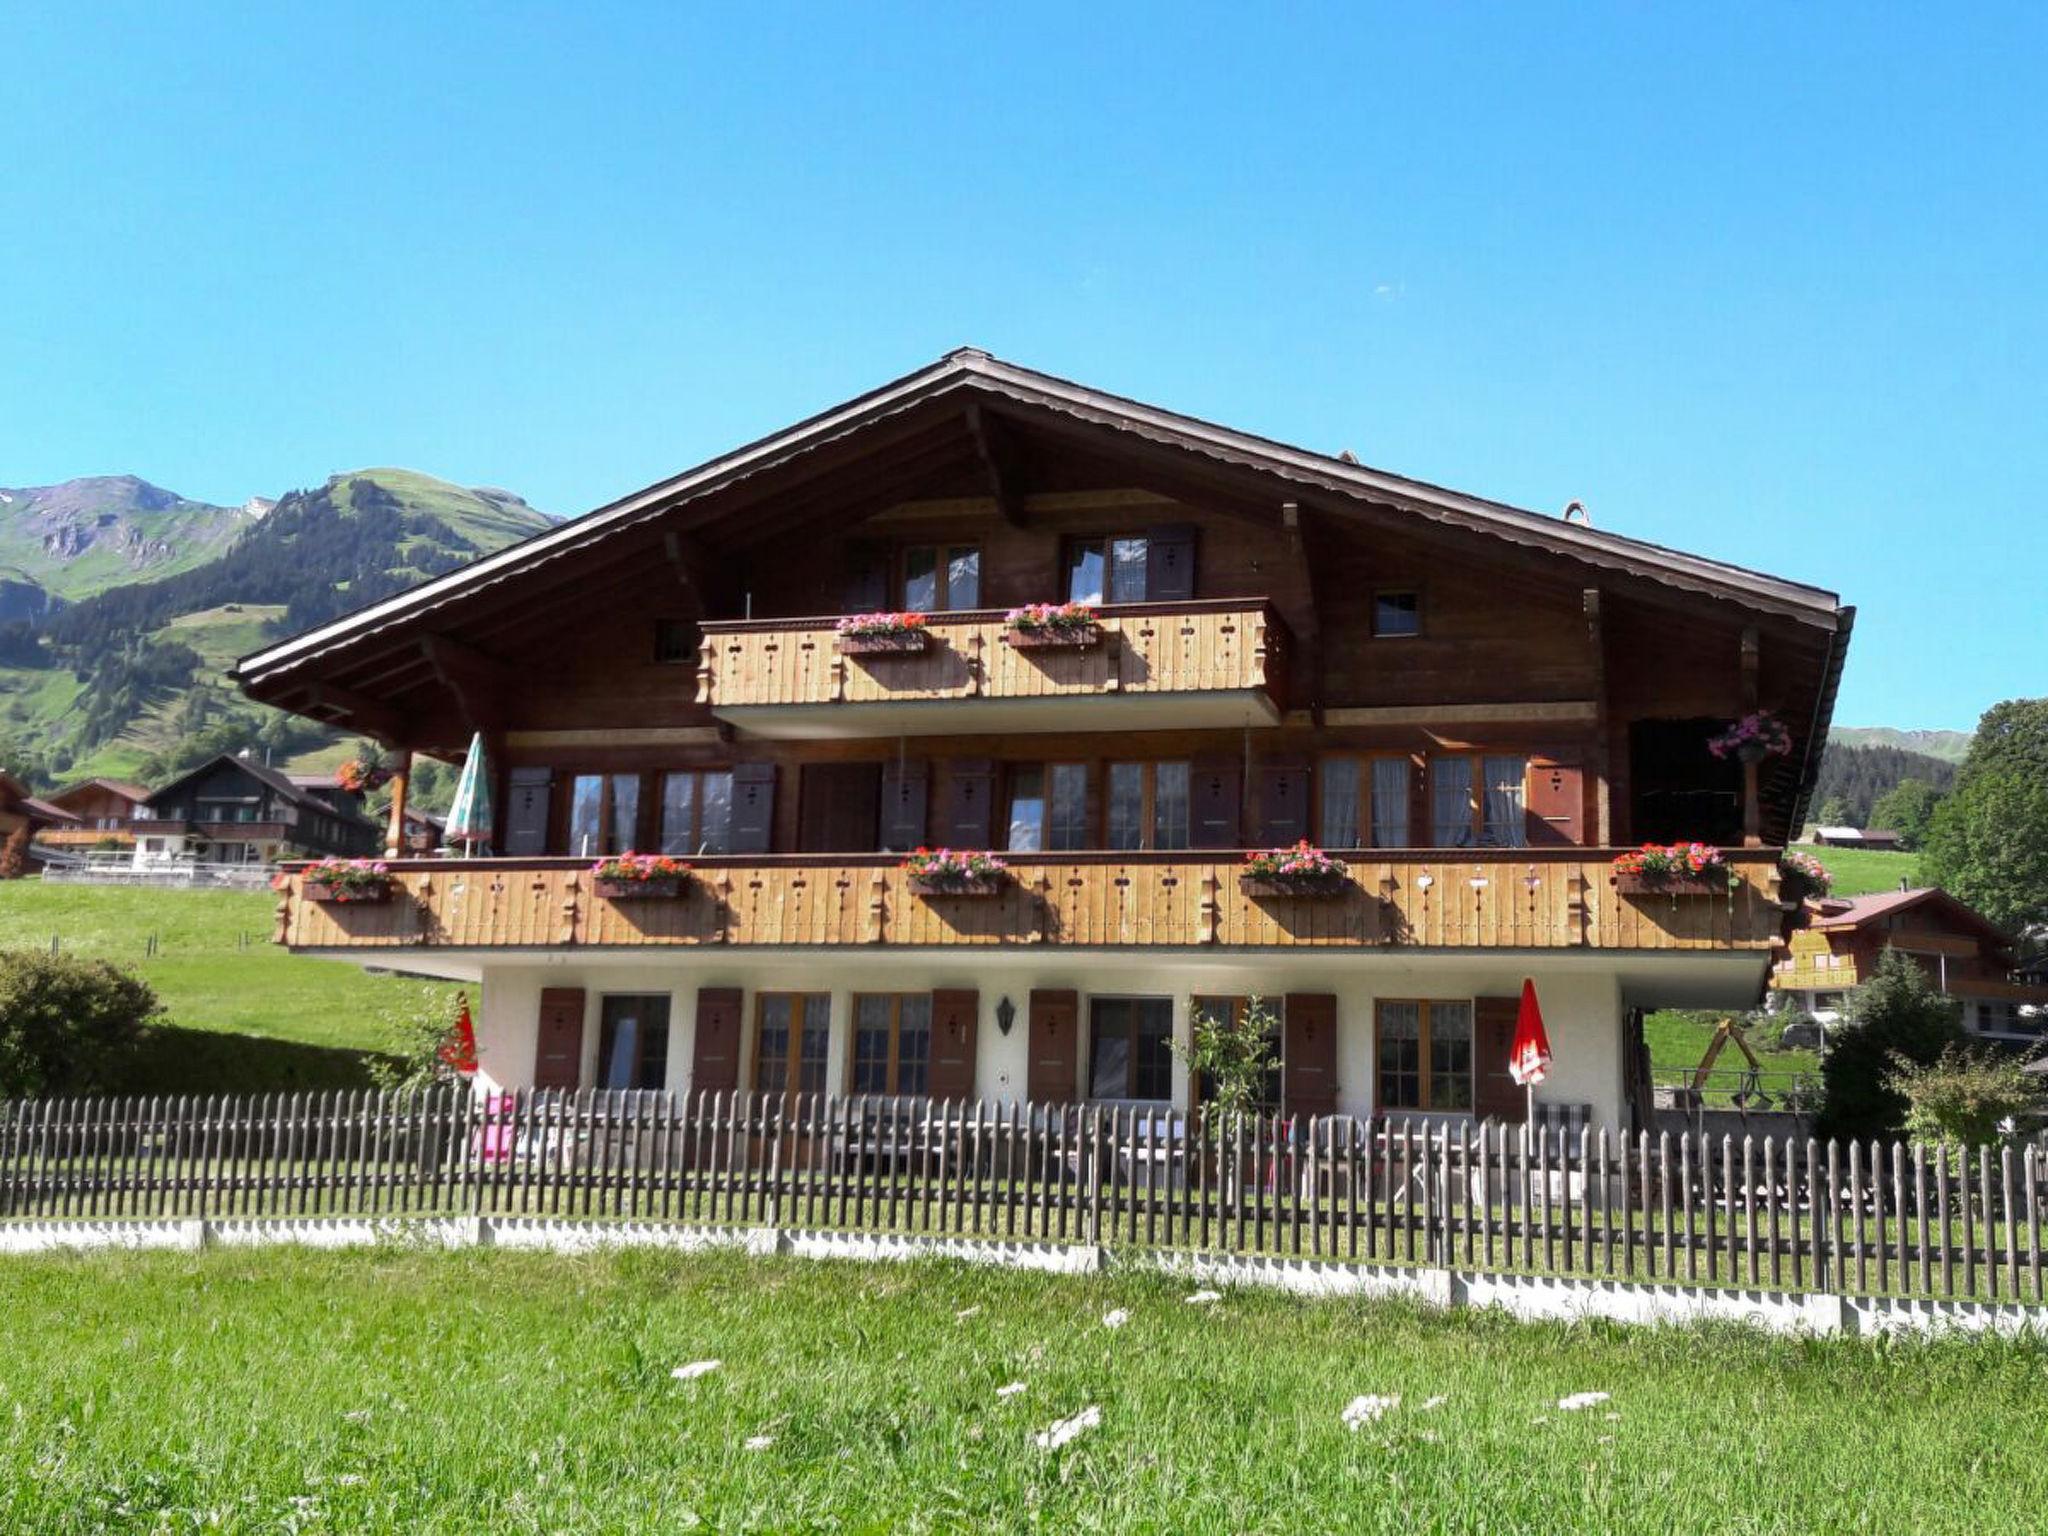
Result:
[591, 853, 692, 900]
[1611, 843, 1733, 897]
[836, 612, 931, 656]
[334, 756, 394, 794]
[299, 858, 393, 904]
[1707, 712, 1793, 764]
[1241, 842, 1350, 897]
[1778, 850, 1832, 905]
[903, 848, 1008, 897]
[1005, 602, 1102, 651]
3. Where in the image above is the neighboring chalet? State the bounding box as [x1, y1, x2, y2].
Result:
[1772, 887, 2048, 1043]
[1810, 826, 1905, 852]
[135, 753, 378, 867]
[0, 772, 77, 877]
[235, 349, 1855, 1135]
[35, 778, 153, 853]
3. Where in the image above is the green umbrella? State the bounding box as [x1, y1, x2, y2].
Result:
[444, 732, 495, 851]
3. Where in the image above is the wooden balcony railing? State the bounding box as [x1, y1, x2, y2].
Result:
[696, 600, 1287, 731]
[275, 850, 1787, 954]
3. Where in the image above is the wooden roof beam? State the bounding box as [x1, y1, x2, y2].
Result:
[1280, 501, 1326, 724]
[422, 634, 516, 732]
[965, 403, 1027, 528]
[300, 683, 414, 749]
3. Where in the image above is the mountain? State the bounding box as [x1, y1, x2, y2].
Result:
[1829, 726, 1974, 764]
[0, 469, 552, 788]
[1813, 741, 1959, 828]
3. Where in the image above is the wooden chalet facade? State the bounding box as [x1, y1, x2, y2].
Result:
[35, 778, 152, 851]
[134, 754, 378, 867]
[236, 350, 1854, 1132]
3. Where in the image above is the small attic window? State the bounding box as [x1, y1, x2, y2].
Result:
[1372, 590, 1421, 638]
[655, 619, 700, 666]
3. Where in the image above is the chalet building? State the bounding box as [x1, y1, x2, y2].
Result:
[235, 350, 1854, 1134]
[0, 771, 77, 877]
[35, 778, 152, 852]
[135, 753, 379, 867]
[1771, 887, 2048, 1043]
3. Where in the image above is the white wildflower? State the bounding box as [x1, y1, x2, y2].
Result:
[1101, 1308, 1130, 1329]
[1035, 1405, 1102, 1450]
[1421, 1395, 1447, 1410]
[1184, 1290, 1223, 1305]
[1604, 1412, 1621, 1422]
[744, 1435, 774, 1451]
[1341, 1394, 1400, 1430]
[333, 1474, 363, 1487]
[1557, 1392, 1610, 1412]
[955, 1305, 981, 1321]
[1418, 1430, 1442, 1444]
[672, 1360, 722, 1381]
[342, 1410, 372, 1424]
[996, 1381, 1028, 1399]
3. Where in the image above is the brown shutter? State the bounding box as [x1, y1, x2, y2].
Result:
[690, 986, 743, 1094]
[1189, 757, 1241, 849]
[504, 767, 552, 856]
[728, 762, 776, 854]
[1283, 993, 1339, 1117]
[842, 540, 889, 613]
[928, 988, 979, 1099]
[1525, 759, 1585, 847]
[1026, 989, 1079, 1104]
[1146, 523, 1197, 602]
[798, 762, 880, 853]
[879, 760, 929, 852]
[1256, 763, 1310, 846]
[532, 987, 586, 1089]
[1474, 995, 1526, 1121]
[938, 758, 995, 847]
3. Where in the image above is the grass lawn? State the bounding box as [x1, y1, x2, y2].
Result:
[1791, 841, 1920, 896]
[0, 1247, 2041, 1533]
[0, 881, 448, 1089]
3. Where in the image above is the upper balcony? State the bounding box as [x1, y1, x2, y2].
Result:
[696, 599, 1288, 739]
[274, 848, 1788, 957]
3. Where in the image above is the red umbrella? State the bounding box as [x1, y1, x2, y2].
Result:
[1510, 978, 1551, 1090]
[438, 992, 479, 1077]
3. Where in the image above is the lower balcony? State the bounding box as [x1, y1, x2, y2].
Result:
[275, 850, 1788, 954]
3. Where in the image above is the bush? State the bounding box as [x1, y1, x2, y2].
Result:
[0, 950, 161, 1096]
[1887, 1046, 2044, 1151]
[1814, 947, 1967, 1143]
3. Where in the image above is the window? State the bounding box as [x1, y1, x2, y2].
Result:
[569, 774, 641, 856]
[1430, 758, 1474, 847]
[1319, 756, 1413, 848]
[597, 994, 672, 1091]
[1006, 763, 1089, 851]
[660, 770, 733, 855]
[655, 618, 700, 666]
[1106, 761, 1190, 850]
[1481, 755, 1528, 848]
[902, 544, 981, 612]
[754, 994, 831, 1094]
[1064, 536, 1151, 604]
[852, 994, 932, 1095]
[1190, 996, 1283, 1113]
[1088, 997, 1174, 1101]
[1425, 754, 1527, 848]
[1372, 590, 1421, 637]
[1376, 1000, 1473, 1112]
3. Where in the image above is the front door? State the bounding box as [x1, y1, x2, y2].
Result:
[533, 988, 586, 1089]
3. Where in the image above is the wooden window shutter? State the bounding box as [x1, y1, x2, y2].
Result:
[1146, 523, 1197, 602]
[879, 760, 929, 853]
[504, 767, 552, 856]
[1474, 995, 1526, 1122]
[1525, 759, 1585, 847]
[690, 986, 744, 1094]
[798, 762, 880, 853]
[938, 758, 995, 847]
[1282, 993, 1339, 1118]
[532, 987, 586, 1089]
[728, 762, 777, 854]
[928, 988, 979, 1099]
[1256, 762, 1311, 846]
[842, 540, 890, 613]
[1026, 989, 1079, 1103]
[1189, 756, 1242, 849]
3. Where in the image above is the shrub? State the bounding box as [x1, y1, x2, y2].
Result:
[368, 985, 472, 1092]
[1814, 947, 1967, 1143]
[1887, 1046, 2045, 1151]
[0, 950, 161, 1097]
[1174, 995, 1279, 1133]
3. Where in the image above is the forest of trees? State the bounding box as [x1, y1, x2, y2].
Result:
[1811, 743, 1958, 827]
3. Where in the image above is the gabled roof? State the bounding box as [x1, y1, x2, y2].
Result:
[47, 777, 152, 808]
[0, 772, 78, 825]
[145, 754, 372, 825]
[234, 347, 1850, 686]
[1813, 886, 2016, 949]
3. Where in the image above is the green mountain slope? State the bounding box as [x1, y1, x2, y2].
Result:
[1829, 726, 1974, 763]
[0, 475, 261, 599]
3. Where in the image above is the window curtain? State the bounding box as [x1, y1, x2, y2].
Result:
[1482, 756, 1527, 848]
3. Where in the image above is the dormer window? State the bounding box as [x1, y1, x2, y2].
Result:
[1372, 590, 1421, 637]
[902, 544, 980, 612]
[1064, 526, 1196, 604]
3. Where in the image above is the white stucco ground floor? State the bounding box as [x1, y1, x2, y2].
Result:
[332, 946, 1771, 1137]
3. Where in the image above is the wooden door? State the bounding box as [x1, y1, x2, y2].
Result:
[691, 986, 743, 1094]
[532, 987, 586, 1089]
[1257, 763, 1310, 845]
[1146, 523, 1197, 601]
[1026, 989, 1079, 1104]
[728, 763, 776, 854]
[1282, 993, 1338, 1117]
[928, 988, 979, 1099]
[938, 759, 995, 847]
[799, 763, 881, 853]
[842, 540, 889, 612]
[879, 760, 929, 852]
[1525, 760, 1585, 846]
[1474, 995, 1526, 1122]
[504, 768, 552, 856]
[1190, 757, 1241, 849]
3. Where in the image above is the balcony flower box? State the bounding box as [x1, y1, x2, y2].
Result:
[591, 854, 691, 900]
[297, 858, 393, 905]
[1005, 601, 1102, 651]
[836, 611, 930, 656]
[1612, 843, 1733, 897]
[1240, 842, 1350, 897]
[1778, 850, 1832, 906]
[903, 848, 1008, 898]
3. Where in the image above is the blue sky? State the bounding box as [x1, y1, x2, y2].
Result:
[3, 3, 2041, 730]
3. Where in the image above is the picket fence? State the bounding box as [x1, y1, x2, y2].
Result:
[0, 1088, 2041, 1304]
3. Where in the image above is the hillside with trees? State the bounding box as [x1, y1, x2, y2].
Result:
[1812, 741, 1958, 829]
